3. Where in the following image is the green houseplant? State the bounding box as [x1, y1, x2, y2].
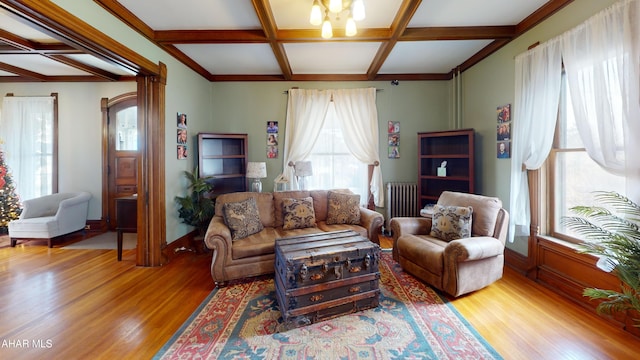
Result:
[175, 167, 215, 237]
[562, 191, 640, 330]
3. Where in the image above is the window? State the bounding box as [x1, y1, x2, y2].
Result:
[547, 74, 625, 242]
[307, 102, 368, 205]
[0, 95, 57, 201]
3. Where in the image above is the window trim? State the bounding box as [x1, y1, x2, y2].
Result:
[3, 92, 59, 197]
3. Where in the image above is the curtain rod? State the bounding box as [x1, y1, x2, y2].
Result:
[5, 93, 57, 97]
[282, 89, 383, 94]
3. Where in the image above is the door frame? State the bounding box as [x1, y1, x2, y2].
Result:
[2, 0, 167, 266]
[101, 92, 137, 231]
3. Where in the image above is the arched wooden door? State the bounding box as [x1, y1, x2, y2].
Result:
[102, 93, 137, 230]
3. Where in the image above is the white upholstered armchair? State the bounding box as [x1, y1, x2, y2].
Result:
[9, 192, 92, 247]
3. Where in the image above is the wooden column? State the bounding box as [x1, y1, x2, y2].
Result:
[136, 62, 167, 267]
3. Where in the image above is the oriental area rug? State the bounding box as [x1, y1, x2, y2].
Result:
[154, 252, 502, 360]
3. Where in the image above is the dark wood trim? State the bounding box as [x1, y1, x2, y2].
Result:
[101, 92, 137, 231]
[0, 0, 158, 75]
[517, 0, 576, 34]
[93, 0, 155, 40]
[2, 1, 166, 267]
[46, 54, 121, 81]
[277, 28, 391, 42]
[100, 97, 109, 229]
[251, 0, 292, 80]
[162, 230, 200, 262]
[504, 247, 530, 275]
[135, 62, 167, 267]
[401, 26, 516, 41]
[367, 0, 422, 80]
[0, 61, 47, 80]
[90, 0, 576, 82]
[51, 92, 58, 193]
[85, 219, 108, 233]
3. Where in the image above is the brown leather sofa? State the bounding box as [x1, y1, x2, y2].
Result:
[204, 190, 384, 286]
[390, 191, 509, 297]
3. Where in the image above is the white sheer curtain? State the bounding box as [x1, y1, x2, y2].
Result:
[282, 89, 331, 189]
[282, 88, 384, 206]
[0, 96, 55, 201]
[333, 88, 384, 207]
[561, 0, 640, 201]
[509, 39, 563, 242]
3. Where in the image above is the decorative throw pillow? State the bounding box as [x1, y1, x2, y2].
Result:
[326, 191, 361, 225]
[282, 197, 317, 230]
[430, 204, 473, 241]
[222, 197, 264, 240]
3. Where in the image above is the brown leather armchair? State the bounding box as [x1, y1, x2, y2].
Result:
[390, 191, 509, 297]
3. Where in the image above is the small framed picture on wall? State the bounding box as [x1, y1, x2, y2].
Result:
[177, 144, 187, 160]
[497, 141, 510, 159]
[177, 113, 187, 129]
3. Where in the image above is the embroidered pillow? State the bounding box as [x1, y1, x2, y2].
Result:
[282, 197, 317, 230]
[222, 197, 264, 240]
[326, 191, 361, 225]
[430, 204, 473, 241]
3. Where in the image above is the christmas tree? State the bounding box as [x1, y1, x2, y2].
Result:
[0, 149, 21, 234]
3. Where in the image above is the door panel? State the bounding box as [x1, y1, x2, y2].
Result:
[107, 98, 138, 230]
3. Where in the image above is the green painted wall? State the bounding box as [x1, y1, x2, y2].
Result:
[462, 0, 618, 254]
[209, 81, 451, 195]
[47, 0, 215, 243]
[0, 82, 136, 220]
[7, 0, 621, 246]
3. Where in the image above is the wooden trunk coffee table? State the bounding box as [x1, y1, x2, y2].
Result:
[274, 230, 381, 329]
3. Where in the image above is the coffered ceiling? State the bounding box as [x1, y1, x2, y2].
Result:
[0, 0, 574, 82]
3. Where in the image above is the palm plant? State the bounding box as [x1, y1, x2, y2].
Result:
[562, 191, 640, 328]
[175, 167, 215, 235]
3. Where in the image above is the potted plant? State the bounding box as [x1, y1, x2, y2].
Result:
[175, 167, 215, 252]
[562, 191, 640, 335]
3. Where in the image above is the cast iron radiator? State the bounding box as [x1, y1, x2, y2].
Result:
[384, 182, 419, 235]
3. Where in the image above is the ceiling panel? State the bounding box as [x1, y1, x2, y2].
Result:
[1, 54, 92, 76]
[0, 69, 17, 76]
[175, 43, 282, 75]
[270, 0, 404, 29]
[284, 42, 382, 74]
[0, 8, 58, 43]
[117, 0, 261, 30]
[409, 0, 550, 26]
[0, 0, 573, 82]
[65, 54, 137, 76]
[380, 40, 494, 74]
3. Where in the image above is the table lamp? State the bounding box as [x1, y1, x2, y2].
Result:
[294, 161, 313, 190]
[246, 162, 267, 192]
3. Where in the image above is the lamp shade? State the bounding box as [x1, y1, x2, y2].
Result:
[246, 162, 267, 178]
[294, 161, 313, 177]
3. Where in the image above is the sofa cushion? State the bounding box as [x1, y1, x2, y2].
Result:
[326, 191, 361, 225]
[397, 234, 448, 275]
[430, 204, 473, 241]
[317, 221, 367, 239]
[282, 197, 317, 230]
[215, 192, 275, 227]
[437, 191, 501, 237]
[309, 189, 350, 221]
[231, 227, 279, 259]
[273, 191, 311, 227]
[222, 197, 264, 240]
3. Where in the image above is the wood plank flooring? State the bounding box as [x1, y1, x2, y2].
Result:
[0, 234, 638, 359]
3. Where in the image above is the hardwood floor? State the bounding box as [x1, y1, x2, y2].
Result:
[1, 234, 638, 360]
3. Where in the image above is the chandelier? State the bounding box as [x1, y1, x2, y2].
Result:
[309, 0, 366, 39]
